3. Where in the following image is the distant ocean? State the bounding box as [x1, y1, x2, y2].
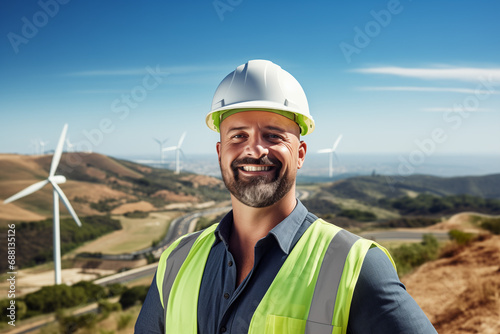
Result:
[117, 153, 500, 182]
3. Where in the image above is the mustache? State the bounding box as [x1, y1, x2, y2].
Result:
[231, 156, 281, 169]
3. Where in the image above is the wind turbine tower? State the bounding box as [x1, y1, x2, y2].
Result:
[163, 132, 186, 174]
[3, 124, 82, 285]
[39, 140, 49, 155]
[153, 137, 168, 166]
[318, 134, 343, 178]
[66, 138, 75, 152]
[31, 139, 40, 155]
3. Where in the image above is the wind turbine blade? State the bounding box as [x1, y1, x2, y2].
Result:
[178, 132, 186, 148]
[317, 149, 333, 154]
[50, 124, 68, 177]
[153, 137, 161, 145]
[179, 149, 186, 160]
[333, 152, 340, 162]
[4, 180, 50, 204]
[162, 146, 176, 152]
[332, 134, 343, 152]
[51, 182, 82, 227]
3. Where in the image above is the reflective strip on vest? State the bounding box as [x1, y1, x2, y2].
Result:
[306, 229, 360, 329]
[161, 230, 203, 323]
[157, 219, 394, 334]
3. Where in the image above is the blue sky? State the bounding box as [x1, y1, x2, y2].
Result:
[1, 0, 499, 162]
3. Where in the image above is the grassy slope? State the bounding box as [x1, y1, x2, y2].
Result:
[67, 211, 181, 255]
[324, 174, 500, 202]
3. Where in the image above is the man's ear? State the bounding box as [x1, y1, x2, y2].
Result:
[297, 141, 307, 169]
[216, 142, 221, 165]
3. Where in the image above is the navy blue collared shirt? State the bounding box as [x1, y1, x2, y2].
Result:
[135, 200, 437, 333]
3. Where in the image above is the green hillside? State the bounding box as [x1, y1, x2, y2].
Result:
[300, 174, 500, 227]
[324, 174, 500, 203]
[0, 216, 122, 271]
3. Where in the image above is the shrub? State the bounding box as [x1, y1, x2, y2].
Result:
[72, 281, 106, 303]
[391, 194, 500, 216]
[479, 217, 500, 235]
[117, 313, 134, 330]
[379, 217, 439, 228]
[448, 229, 475, 245]
[25, 285, 86, 314]
[118, 286, 149, 309]
[390, 234, 439, 277]
[124, 210, 149, 218]
[337, 209, 377, 222]
[0, 215, 121, 272]
[0, 299, 27, 320]
[58, 313, 97, 334]
[301, 198, 341, 216]
[107, 283, 127, 297]
[97, 299, 122, 320]
[98, 299, 122, 314]
[99, 330, 116, 334]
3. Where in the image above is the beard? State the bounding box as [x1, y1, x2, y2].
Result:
[220, 155, 295, 208]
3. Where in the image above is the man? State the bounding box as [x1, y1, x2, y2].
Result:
[135, 59, 437, 333]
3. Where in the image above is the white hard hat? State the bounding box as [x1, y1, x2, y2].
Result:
[206, 59, 315, 135]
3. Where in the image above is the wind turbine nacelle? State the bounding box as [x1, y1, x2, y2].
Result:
[49, 175, 67, 184]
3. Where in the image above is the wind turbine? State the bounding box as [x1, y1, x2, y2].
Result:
[153, 137, 168, 166]
[163, 132, 186, 174]
[318, 134, 343, 178]
[31, 139, 40, 155]
[39, 140, 49, 155]
[66, 137, 74, 152]
[3, 124, 82, 285]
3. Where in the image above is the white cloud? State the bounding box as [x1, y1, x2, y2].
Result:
[358, 86, 500, 95]
[421, 107, 494, 112]
[354, 67, 500, 82]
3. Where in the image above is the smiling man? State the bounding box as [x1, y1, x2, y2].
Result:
[135, 60, 437, 334]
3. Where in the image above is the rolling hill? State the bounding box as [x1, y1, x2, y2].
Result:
[2, 152, 499, 223]
[322, 174, 500, 202]
[0, 153, 229, 222]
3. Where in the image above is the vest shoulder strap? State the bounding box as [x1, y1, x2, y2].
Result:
[250, 219, 394, 334]
[156, 224, 218, 308]
[161, 224, 217, 333]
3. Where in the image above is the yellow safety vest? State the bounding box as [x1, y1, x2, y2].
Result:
[155, 219, 395, 334]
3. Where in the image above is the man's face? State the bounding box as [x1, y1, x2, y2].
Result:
[217, 111, 307, 208]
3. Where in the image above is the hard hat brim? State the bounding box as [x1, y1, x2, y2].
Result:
[206, 101, 315, 136]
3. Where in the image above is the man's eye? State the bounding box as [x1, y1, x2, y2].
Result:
[267, 134, 282, 140]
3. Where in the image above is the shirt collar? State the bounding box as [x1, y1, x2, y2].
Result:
[213, 199, 308, 255]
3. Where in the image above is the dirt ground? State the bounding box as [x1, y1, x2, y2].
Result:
[0, 267, 115, 297]
[402, 234, 500, 333]
[67, 211, 179, 254]
[427, 211, 495, 233]
[110, 200, 157, 214]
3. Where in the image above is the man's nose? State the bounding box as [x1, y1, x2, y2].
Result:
[244, 136, 269, 158]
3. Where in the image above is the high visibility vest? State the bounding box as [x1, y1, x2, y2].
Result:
[155, 219, 395, 334]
